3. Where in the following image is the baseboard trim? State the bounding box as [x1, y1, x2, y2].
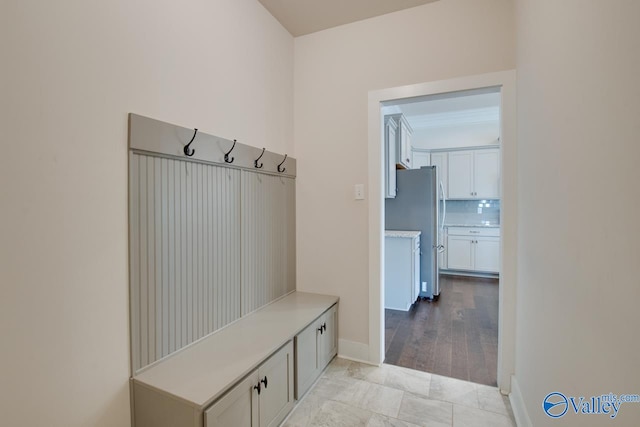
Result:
[509, 375, 532, 427]
[337, 339, 372, 364]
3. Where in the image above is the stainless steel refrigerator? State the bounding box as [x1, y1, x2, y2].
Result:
[385, 166, 447, 300]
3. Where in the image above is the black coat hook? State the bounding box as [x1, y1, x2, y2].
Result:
[277, 154, 287, 173]
[224, 139, 237, 163]
[254, 148, 266, 169]
[184, 128, 198, 157]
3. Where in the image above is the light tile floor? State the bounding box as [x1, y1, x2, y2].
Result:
[283, 358, 516, 427]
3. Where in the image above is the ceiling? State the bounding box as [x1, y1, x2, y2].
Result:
[258, 0, 440, 37]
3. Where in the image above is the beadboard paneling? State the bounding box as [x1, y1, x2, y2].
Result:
[241, 172, 296, 315]
[130, 153, 241, 372]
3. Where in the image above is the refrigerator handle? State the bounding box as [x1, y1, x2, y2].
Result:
[439, 180, 447, 232]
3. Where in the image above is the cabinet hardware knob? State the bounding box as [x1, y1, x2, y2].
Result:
[261, 376, 268, 389]
[317, 325, 324, 334]
[254, 382, 261, 395]
[322, 323, 327, 332]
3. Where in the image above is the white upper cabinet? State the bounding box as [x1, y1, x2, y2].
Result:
[430, 152, 448, 198]
[473, 149, 500, 199]
[385, 114, 413, 170]
[411, 149, 431, 169]
[448, 150, 474, 199]
[399, 118, 413, 169]
[384, 117, 398, 199]
[448, 148, 500, 199]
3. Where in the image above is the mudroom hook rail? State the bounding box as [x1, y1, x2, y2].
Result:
[277, 154, 287, 173]
[183, 128, 198, 157]
[224, 139, 237, 163]
[254, 148, 265, 169]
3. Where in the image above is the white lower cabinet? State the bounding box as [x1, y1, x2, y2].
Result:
[205, 373, 258, 427]
[205, 341, 294, 427]
[295, 304, 338, 399]
[446, 236, 475, 271]
[384, 233, 421, 311]
[474, 237, 500, 273]
[446, 227, 500, 274]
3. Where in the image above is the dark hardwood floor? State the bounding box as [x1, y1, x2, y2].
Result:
[384, 275, 499, 386]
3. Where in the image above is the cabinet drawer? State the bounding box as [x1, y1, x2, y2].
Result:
[447, 227, 500, 237]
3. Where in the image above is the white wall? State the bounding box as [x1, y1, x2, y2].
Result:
[412, 122, 500, 149]
[515, 1, 640, 426]
[294, 0, 515, 356]
[0, 1, 293, 426]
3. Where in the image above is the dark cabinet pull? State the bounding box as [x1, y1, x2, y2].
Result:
[322, 323, 327, 333]
[317, 325, 324, 334]
[254, 382, 261, 395]
[261, 376, 268, 389]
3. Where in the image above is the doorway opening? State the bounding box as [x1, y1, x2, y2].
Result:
[367, 71, 516, 393]
[382, 89, 501, 387]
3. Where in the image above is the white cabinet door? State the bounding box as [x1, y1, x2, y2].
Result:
[447, 235, 474, 271]
[431, 152, 448, 198]
[412, 150, 431, 169]
[206, 342, 293, 427]
[205, 372, 259, 427]
[448, 150, 474, 199]
[318, 305, 338, 369]
[474, 237, 500, 273]
[294, 321, 319, 400]
[386, 114, 413, 170]
[258, 342, 294, 427]
[385, 236, 415, 311]
[474, 149, 500, 199]
[447, 149, 500, 199]
[385, 119, 397, 198]
[295, 304, 338, 399]
[412, 240, 420, 301]
[400, 121, 412, 169]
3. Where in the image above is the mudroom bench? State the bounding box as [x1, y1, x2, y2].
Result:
[131, 291, 339, 427]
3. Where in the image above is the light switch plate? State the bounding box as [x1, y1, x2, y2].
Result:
[354, 184, 365, 200]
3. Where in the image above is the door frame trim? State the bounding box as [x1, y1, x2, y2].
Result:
[367, 70, 517, 393]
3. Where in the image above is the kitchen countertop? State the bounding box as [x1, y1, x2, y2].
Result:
[385, 230, 422, 238]
[444, 223, 500, 228]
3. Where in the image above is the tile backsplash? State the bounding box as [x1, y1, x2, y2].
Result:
[444, 199, 500, 225]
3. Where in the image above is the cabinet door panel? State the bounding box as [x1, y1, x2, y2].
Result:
[431, 152, 448, 198]
[412, 151, 431, 169]
[259, 341, 294, 427]
[474, 237, 500, 273]
[402, 122, 412, 168]
[205, 372, 258, 427]
[294, 322, 319, 399]
[413, 243, 420, 301]
[385, 123, 397, 198]
[319, 305, 338, 369]
[448, 151, 474, 198]
[447, 236, 474, 271]
[474, 149, 500, 199]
